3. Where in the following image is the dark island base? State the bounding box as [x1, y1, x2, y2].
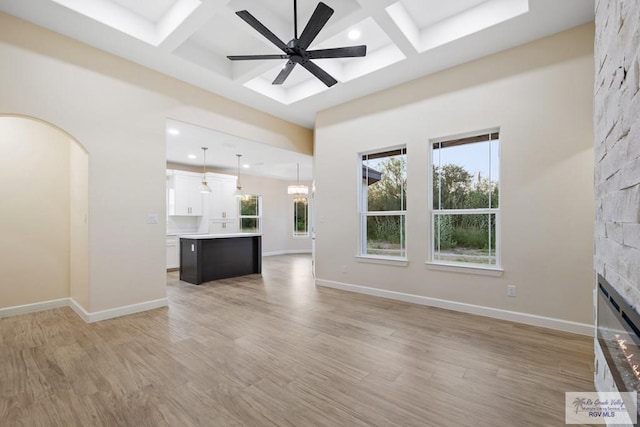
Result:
[180, 236, 262, 285]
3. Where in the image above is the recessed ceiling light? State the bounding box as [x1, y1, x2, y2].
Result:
[243, 164, 250, 169]
[188, 154, 197, 159]
[348, 29, 361, 40]
[168, 128, 180, 136]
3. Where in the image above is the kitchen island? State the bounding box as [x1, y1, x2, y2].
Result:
[179, 233, 261, 285]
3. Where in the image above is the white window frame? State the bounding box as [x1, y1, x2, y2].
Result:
[358, 146, 407, 261]
[293, 197, 309, 238]
[429, 130, 501, 270]
[238, 195, 262, 233]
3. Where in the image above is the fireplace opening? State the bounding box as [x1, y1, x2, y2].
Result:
[597, 274, 640, 420]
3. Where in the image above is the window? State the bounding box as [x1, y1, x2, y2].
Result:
[239, 195, 261, 233]
[360, 147, 407, 259]
[293, 198, 309, 237]
[431, 131, 500, 267]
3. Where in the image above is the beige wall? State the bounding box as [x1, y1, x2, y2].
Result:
[0, 117, 71, 308]
[0, 13, 312, 314]
[314, 24, 595, 327]
[69, 142, 89, 309]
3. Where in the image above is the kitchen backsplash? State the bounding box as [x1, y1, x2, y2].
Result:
[167, 216, 203, 235]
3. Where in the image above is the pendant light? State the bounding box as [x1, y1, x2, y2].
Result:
[287, 163, 309, 196]
[233, 154, 247, 197]
[199, 147, 213, 193]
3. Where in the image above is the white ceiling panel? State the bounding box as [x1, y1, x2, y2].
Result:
[400, 0, 490, 29]
[111, 0, 176, 23]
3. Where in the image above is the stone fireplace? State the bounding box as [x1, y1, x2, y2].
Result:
[596, 274, 640, 421]
[594, 0, 640, 420]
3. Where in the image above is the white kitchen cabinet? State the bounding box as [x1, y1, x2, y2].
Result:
[167, 171, 204, 216]
[166, 236, 179, 270]
[209, 173, 238, 221]
[209, 220, 238, 234]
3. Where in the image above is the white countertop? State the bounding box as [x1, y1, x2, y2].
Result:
[178, 233, 261, 239]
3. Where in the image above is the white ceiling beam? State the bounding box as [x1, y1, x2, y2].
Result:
[172, 40, 232, 77]
[158, 0, 228, 52]
[50, 0, 157, 44]
[354, 0, 418, 58]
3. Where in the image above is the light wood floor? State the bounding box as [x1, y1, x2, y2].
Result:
[1, 254, 595, 426]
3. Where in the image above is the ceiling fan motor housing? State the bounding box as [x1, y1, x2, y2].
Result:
[287, 40, 311, 64]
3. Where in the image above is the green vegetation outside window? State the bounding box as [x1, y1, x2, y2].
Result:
[293, 198, 309, 237]
[431, 131, 500, 267]
[239, 195, 261, 233]
[360, 147, 407, 259]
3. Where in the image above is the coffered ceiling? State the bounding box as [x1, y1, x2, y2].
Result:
[0, 0, 594, 128]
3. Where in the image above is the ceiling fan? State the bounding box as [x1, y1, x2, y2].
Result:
[227, 0, 367, 87]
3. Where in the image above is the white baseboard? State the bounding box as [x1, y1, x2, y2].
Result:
[79, 298, 169, 323]
[2, 297, 169, 324]
[0, 298, 69, 318]
[316, 279, 593, 336]
[263, 250, 312, 257]
[69, 298, 91, 322]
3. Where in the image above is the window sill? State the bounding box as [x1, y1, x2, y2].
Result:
[424, 262, 504, 277]
[356, 256, 409, 267]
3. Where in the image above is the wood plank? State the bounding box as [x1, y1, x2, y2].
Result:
[0, 254, 595, 426]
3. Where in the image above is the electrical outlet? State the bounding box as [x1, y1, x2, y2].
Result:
[147, 214, 159, 224]
[341, 265, 348, 273]
[507, 285, 517, 297]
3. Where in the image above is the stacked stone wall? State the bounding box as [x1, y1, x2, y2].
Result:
[594, 0, 640, 307]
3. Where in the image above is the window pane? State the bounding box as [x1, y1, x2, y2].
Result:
[433, 213, 496, 265]
[240, 218, 259, 233]
[364, 215, 406, 257]
[433, 137, 499, 210]
[362, 149, 406, 212]
[294, 198, 309, 237]
[240, 196, 259, 216]
[490, 138, 499, 208]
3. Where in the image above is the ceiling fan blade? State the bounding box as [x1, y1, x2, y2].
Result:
[300, 60, 337, 87]
[308, 45, 367, 59]
[227, 54, 289, 61]
[235, 10, 288, 52]
[273, 60, 296, 85]
[297, 2, 334, 49]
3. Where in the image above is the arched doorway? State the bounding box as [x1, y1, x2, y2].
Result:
[0, 115, 89, 313]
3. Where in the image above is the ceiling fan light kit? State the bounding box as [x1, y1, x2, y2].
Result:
[228, 0, 367, 87]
